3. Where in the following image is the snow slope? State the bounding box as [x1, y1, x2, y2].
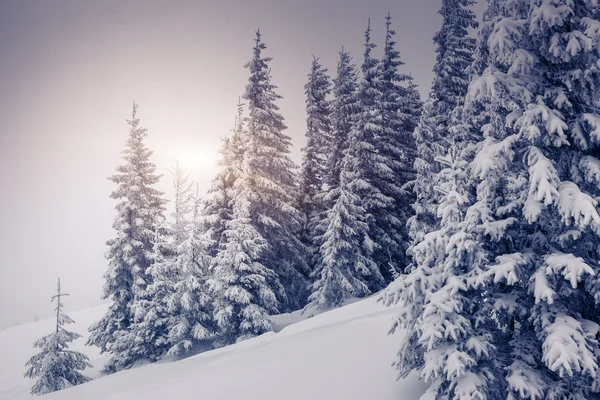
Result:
[0, 296, 427, 400]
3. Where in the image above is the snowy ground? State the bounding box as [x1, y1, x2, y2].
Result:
[0, 296, 427, 400]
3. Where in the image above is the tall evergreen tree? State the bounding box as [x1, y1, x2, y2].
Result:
[343, 20, 389, 291]
[299, 56, 333, 271]
[240, 30, 308, 311]
[165, 189, 214, 356]
[87, 102, 166, 372]
[308, 22, 396, 308]
[203, 101, 246, 257]
[376, 13, 422, 278]
[307, 49, 362, 309]
[168, 161, 194, 246]
[324, 49, 359, 194]
[388, 1, 600, 398]
[307, 149, 374, 310]
[407, 0, 478, 251]
[102, 223, 172, 373]
[25, 279, 91, 395]
[208, 153, 281, 346]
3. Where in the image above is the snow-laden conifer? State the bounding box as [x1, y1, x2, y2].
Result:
[168, 161, 194, 246]
[341, 20, 389, 291]
[203, 101, 245, 257]
[25, 279, 91, 395]
[101, 222, 172, 373]
[308, 23, 398, 308]
[388, 1, 600, 398]
[307, 155, 374, 310]
[240, 30, 308, 311]
[165, 189, 214, 356]
[306, 49, 363, 309]
[87, 102, 166, 372]
[384, 152, 498, 399]
[299, 56, 332, 272]
[324, 49, 359, 193]
[407, 0, 478, 252]
[376, 13, 422, 278]
[208, 160, 281, 346]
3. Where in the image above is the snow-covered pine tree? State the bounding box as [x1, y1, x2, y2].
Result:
[25, 279, 91, 395]
[376, 13, 422, 278]
[240, 30, 308, 311]
[407, 0, 478, 251]
[168, 160, 194, 246]
[341, 19, 388, 291]
[306, 49, 363, 309]
[102, 222, 172, 373]
[87, 102, 167, 373]
[308, 25, 397, 309]
[208, 154, 281, 346]
[388, 0, 600, 398]
[465, 0, 600, 397]
[383, 149, 500, 399]
[165, 187, 214, 356]
[203, 100, 246, 257]
[299, 55, 333, 272]
[307, 147, 374, 310]
[324, 49, 359, 194]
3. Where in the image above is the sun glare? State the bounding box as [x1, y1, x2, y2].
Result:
[177, 145, 221, 173]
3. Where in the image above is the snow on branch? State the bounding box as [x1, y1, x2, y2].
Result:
[545, 252, 595, 289]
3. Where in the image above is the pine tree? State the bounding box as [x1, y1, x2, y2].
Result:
[203, 101, 246, 257]
[388, 1, 600, 398]
[308, 23, 397, 308]
[87, 102, 167, 373]
[307, 49, 363, 309]
[384, 152, 497, 399]
[208, 159, 281, 346]
[240, 30, 308, 311]
[376, 13, 422, 278]
[299, 56, 332, 272]
[166, 188, 214, 356]
[102, 223, 172, 373]
[25, 279, 91, 395]
[342, 20, 388, 291]
[168, 161, 194, 246]
[307, 153, 374, 310]
[324, 49, 359, 194]
[407, 0, 478, 253]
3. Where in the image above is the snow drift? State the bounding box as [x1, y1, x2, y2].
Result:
[0, 296, 426, 400]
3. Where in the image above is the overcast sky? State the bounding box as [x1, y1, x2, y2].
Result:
[0, 0, 485, 328]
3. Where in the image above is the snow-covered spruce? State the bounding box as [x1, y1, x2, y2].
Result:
[341, 19, 389, 292]
[239, 30, 308, 311]
[308, 22, 397, 309]
[25, 279, 91, 395]
[168, 161, 194, 247]
[299, 55, 333, 274]
[375, 13, 422, 279]
[208, 166, 281, 346]
[323, 49, 359, 195]
[203, 100, 246, 257]
[164, 190, 214, 356]
[87, 102, 167, 373]
[388, 1, 600, 398]
[407, 0, 478, 252]
[384, 152, 495, 399]
[310, 48, 360, 265]
[307, 156, 374, 310]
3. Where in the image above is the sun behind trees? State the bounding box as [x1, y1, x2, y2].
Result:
[85, 14, 422, 374]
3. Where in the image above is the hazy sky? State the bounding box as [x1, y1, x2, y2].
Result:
[0, 0, 485, 328]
